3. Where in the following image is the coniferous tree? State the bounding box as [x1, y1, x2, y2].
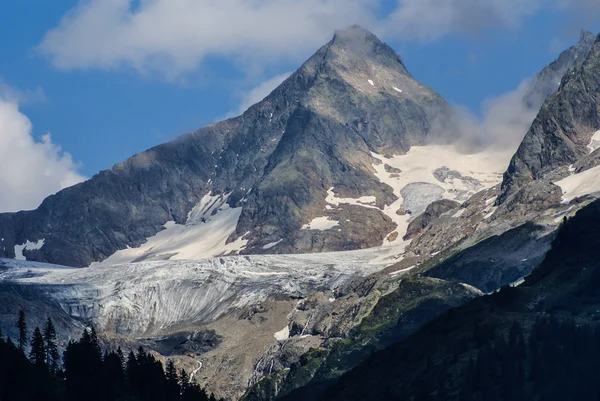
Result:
[180, 369, 190, 394]
[16, 309, 27, 351]
[29, 327, 47, 366]
[166, 359, 181, 400]
[44, 317, 60, 371]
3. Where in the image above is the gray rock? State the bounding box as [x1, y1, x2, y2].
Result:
[499, 32, 600, 203]
[404, 199, 460, 240]
[523, 30, 595, 111]
[0, 25, 452, 266]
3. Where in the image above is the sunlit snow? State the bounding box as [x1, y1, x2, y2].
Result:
[555, 165, 600, 203]
[93, 193, 248, 266]
[588, 130, 600, 153]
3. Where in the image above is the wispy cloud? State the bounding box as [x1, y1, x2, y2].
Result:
[0, 88, 85, 212]
[37, 0, 598, 79]
[451, 81, 539, 153]
[0, 81, 47, 105]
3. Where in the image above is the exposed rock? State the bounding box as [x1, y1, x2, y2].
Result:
[523, 30, 596, 110]
[384, 164, 402, 174]
[404, 199, 460, 240]
[499, 33, 600, 203]
[395, 207, 407, 215]
[386, 231, 399, 242]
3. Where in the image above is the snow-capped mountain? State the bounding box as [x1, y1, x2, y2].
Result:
[1, 25, 457, 267]
[2, 26, 600, 401]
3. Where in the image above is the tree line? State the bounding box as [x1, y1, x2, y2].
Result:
[1, 310, 220, 401]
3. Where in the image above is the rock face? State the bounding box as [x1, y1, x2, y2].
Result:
[522, 30, 595, 110]
[0, 25, 452, 267]
[403, 199, 459, 240]
[499, 32, 600, 203]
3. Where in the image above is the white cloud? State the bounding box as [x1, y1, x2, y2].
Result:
[451, 81, 539, 153]
[37, 0, 599, 78]
[0, 81, 47, 105]
[0, 95, 85, 212]
[381, 0, 544, 41]
[38, 0, 376, 78]
[224, 72, 292, 119]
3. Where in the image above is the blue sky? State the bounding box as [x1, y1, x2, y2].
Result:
[0, 0, 599, 212]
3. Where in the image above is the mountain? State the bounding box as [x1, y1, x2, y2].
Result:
[2, 26, 599, 401]
[499, 32, 600, 203]
[236, 31, 600, 401]
[522, 30, 595, 110]
[315, 197, 600, 401]
[0, 25, 453, 267]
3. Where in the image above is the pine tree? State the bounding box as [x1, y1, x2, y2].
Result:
[166, 359, 180, 399]
[43, 317, 60, 371]
[180, 369, 190, 394]
[90, 326, 102, 356]
[29, 327, 46, 366]
[16, 310, 27, 351]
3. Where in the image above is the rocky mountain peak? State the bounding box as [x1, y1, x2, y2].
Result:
[0, 26, 452, 267]
[580, 29, 596, 45]
[498, 30, 600, 203]
[522, 29, 596, 110]
[322, 25, 410, 79]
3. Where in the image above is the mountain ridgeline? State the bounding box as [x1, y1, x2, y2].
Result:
[0, 25, 452, 267]
[499, 31, 600, 203]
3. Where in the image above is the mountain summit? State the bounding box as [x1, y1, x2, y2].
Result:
[0, 26, 452, 267]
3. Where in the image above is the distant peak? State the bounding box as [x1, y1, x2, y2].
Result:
[327, 25, 408, 74]
[332, 25, 380, 47]
[579, 29, 596, 44]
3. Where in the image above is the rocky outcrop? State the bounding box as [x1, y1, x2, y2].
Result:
[523, 30, 595, 110]
[404, 199, 460, 240]
[499, 32, 600, 203]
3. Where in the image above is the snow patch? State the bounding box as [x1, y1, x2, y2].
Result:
[301, 216, 339, 231]
[389, 265, 415, 276]
[93, 193, 248, 266]
[555, 165, 600, 203]
[14, 239, 45, 261]
[274, 325, 290, 341]
[325, 188, 377, 208]
[368, 79, 374, 86]
[370, 144, 505, 244]
[587, 130, 600, 153]
[263, 239, 283, 250]
[393, 87, 402, 93]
